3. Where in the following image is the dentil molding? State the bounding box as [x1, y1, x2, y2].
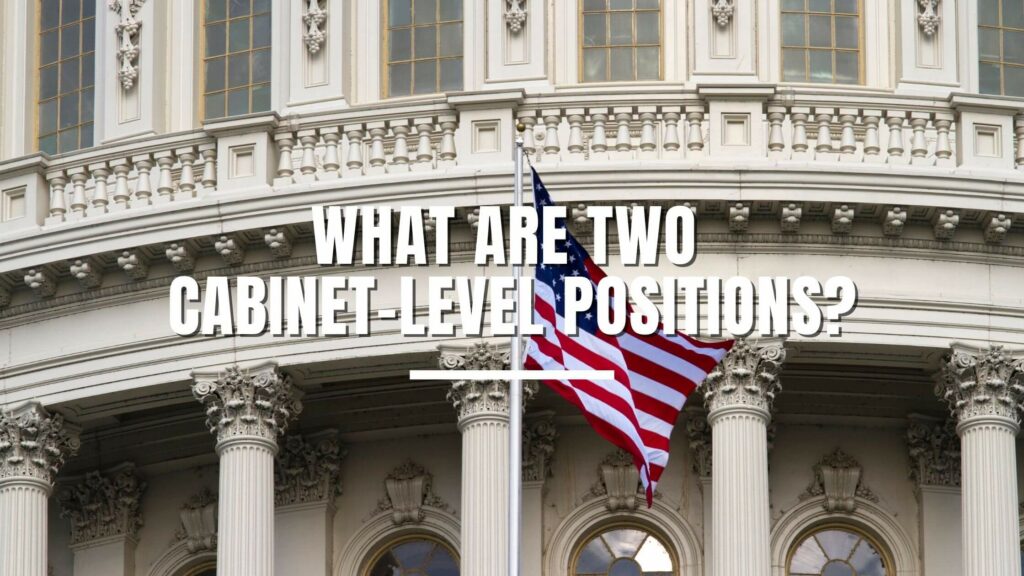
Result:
[0, 402, 79, 486]
[934, 344, 1024, 425]
[191, 363, 303, 445]
[58, 462, 145, 546]
[274, 430, 345, 507]
[703, 338, 787, 416]
[906, 417, 960, 487]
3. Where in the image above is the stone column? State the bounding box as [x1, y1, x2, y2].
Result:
[702, 338, 786, 576]
[521, 413, 556, 576]
[192, 362, 302, 576]
[274, 431, 345, 576]
[935, 345, 1024, 576]
[58, 463, 145, 576]
[440, 343, 536, 576]
[0, 402, 79, 576]
[906, 416, 962, 576]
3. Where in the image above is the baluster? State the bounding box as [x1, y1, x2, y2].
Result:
[132, 155, 153, 202]
[319, 128, 340, 176]
[862, 111, 881, 157]
[686, 106, 705, 155]
[1016, 116, 1024, 170]
[543, 112, 561, 157]
[567, 110, 585, 156]
[298, 130, 319, 176]
[639, 109, 657, 153]
[414, 118, 434, 168]
[176, 147, 197, 195]
[814, 108, 834, 154]
[389, 120, 410, 171]
[345, 125, 365, 172]
[110, 159, 131, 205]
[199, 144, 217, 190]
[767, 107, 786, 155]
[518, 114, 537, 155]
[88, 163, 110, 209]
[838, 111, 857, 156]
[614, 109, 632, 152]
[663, 108, 681, 153]
[934, 114, 953, 163]
[68, 167, 88, 214]
[274, 132, 296, 180]
[590, 109, 609, 155]
[154, 151, 175, 198]
[368, 122, 387, 169]
[46, 172, 67, 218]
[910, 113, 929, 161]
[886, 111, 906, 160]
[790, 109, 809, 155]
[438, 116, 457, 163]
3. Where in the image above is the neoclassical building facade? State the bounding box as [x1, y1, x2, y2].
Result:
[0, 1, 1023, 576]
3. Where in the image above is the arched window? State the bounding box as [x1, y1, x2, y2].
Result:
[366, 536, 459, 576]
[181, 563, 215, 576]
[787, 526, 890, 576]
[572, 525, 675, 576]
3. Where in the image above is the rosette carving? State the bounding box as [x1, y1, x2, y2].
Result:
[522, 414, 557, 482]
[0, 402, 79, 486]
[58, 463, 145, 545]
[907, 418, 960, 487]
[702, 338, 787, 415]
[192, 364, 302, 444]
[440, 343, 536, 421]
[935, 345, 1024, 425]
[274, 432, 345, 507]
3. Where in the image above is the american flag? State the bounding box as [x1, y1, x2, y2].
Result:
[524, 169, 733, 505]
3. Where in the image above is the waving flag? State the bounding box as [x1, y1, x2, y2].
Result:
[524, 169, 733, 505]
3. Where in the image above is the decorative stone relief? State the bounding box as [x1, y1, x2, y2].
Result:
[728, 202, 750, 233]
[303, 0, 328, 54]
[264, 228, 293, 258]
[918, 0, 940, 37]
[108, 0, 144, 90]
[441, 343, 537, 421]
[175, 489, 217, 553]
[703, 338, 787, 415]
[584, 450, 643, 511]
[985, 214, 1012, 244]
[0, 285, 10, 309]
[58, 463, 145, 545]
[69, 259, 102, 289]
[781, 203, 802, 233]
[933, 209, 959, 240]
[935, 345, 1024, 424]
[24, 268, 57, 298]
[505, 0, 528, 33]
[882, 207, 907, 237]
[164, 242, 195, 273]
[214, 234, 246, 266]
[906, 418, 960, 487]
[831, 204, 855, 234]
[192, 365, 302, 444]
[373, 460, 454, 524]
[274, 432, 345, 507]
[711, 0, 735, 27]
[685, 410, 712, 478]
[802, 448, 878, 513]
[0, 403, 79, 485]
[117, 250, 149, 280]
[522, 414, 557, 482]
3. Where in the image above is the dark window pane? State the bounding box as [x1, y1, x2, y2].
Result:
[1005, 29, 1024, 64]
[60, 24, 80, 59]
[41, 30, 59, 65]
[79, 122, 93, 148]
[391, 28, 412, 60]
[414, 59, 437, 93]
[81, 87, 94, 122]
[980, 0, 999, 26]
[583, 14, 607, 46]
[415, 0, 437, 24]
[439, 23, 462, 57]
[414, 25, 436, 58]
[42, 0, 60, 30]
[205, 92, 226, 119]
[58, 128, 78, 153]
[229, 0, 250, 18]
[980, 61, 1002, 93]
[390, 0, 412, 26]
[252, 50, 271, 83]
[253, 13, 271, 48]
[835, 16, 858, 49]
[59, 92, 79, 128]
[782, 0, 805, 9]
[229, 19, 250, 52]
[584, 0, 607, 11]
[809, 15, 831, 47]
[783, 48, 806, 80]
[782, 14, 805, 46]
[610, 0, 631, 9]
[60, 58, 80, 94]
[637, 0, 659, 8]
[39, 134, 58, 155]
[835, 50, 859, 83]
[39, 100, 58, 135]
[439, 0, 461, 21]
[254, 0, 271, 13]
[206, 23, 226, 56]
[40, 65, 59, 100]
[82, 18, 95, 52]
[82, 53, 94, 87]
[610, 13, 632, 45]
[636, 12, 659, 44]
[252, 84, 271, 111]
[61, 0, 80, 24]
[583, 48, 607, 81]
[637, 46, 659, 79]
[206, 57, 226, 92]
[808, 0, 830, 12]
[609, 46, 633, 80]
[1004, 0, 1024, 28]
[228, 52, 250, 88]
[1005, 65, 1024, 96]
[207, 0, 226, 21]
[227, 87, 249, 115]
[389, 62, 412, 96]
[835, 0, 858, 14]
[981, 28, 1001, 60]
[440, 58, 462, 91]
[809, 50, 833, 82]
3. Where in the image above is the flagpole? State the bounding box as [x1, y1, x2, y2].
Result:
[508, 130, 525, 576]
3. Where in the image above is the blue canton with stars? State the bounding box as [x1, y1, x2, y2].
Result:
[532, 169, 602, 336]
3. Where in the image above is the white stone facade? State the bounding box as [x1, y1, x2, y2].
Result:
[0, 1, 1023, 576]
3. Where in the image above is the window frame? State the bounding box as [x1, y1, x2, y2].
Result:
[577, 0, 665, 84]
[362, 533, 461, 576]
[180, 563, 216, 576]
[569, 521, 679, 576]
[978, 0, 1024, 97]
[200, 0, 273, 121]
[779, 0, 865, 86]
[784, 523, 894, 576]
[381, 0, 466, 99]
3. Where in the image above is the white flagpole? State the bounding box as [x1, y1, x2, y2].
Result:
[508, 133, 525, 576]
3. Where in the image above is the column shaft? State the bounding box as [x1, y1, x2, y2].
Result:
[710, 409, 770, 576]
[217, 440, 277, 576]
[961, 421, 1020, 576]
[0, 481, 49, 576]
[460, 416, 509, 576]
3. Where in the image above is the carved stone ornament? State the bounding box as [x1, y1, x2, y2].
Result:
[303, 0, 328, 54]
[685, 410, 712, 478]
[918, 0, 940, 37]
[0, 402, 79, 486]
[906, 418, 961, 487]
[373, 460, 454, 525]
[935, 345, 1024, 425]
[441, 343, 537, 421]
[175, 489, 217, 553]
[505, 0, 528, 33]
[274, 432, 346, 507]
[703, 338, 786, 415]
[58, 463, 145, 546]
[108, 0, 144, 90]
[192, 364, 303, 444]
[522, 415, 557, 482]
[711, 0, 735, 27]
[802, 448, 878, 513]
[583, 450, 642, 511]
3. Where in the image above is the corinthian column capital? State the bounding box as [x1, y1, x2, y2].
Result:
[522, 413, 557, 483]
[703, 338, 787, 420]
[58, 462, 145, 546]
[440, 342, 536, 424]
[191, 362, 303, 449]
[0, 402, 80, 489]
[935, 344, 1024, 429]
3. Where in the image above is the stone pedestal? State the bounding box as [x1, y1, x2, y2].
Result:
[935, 345, 1024, 576]
[192, 362, 301, 576]
[702, 339, 786, 576]
[0, 402, 79, 576]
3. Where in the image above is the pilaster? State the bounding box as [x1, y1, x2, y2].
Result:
[521, 413, 556, 576]
[907, 416, 962, 576]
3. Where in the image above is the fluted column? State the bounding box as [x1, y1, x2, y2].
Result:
[0, 402, 79, 576]
[192, 362, 302, 576]
[935, 345, 1024, 576]
[441, 343, 536, 576]
[702, 338, 786, 576]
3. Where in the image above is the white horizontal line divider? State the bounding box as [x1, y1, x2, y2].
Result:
[409, 370, 614, 381]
